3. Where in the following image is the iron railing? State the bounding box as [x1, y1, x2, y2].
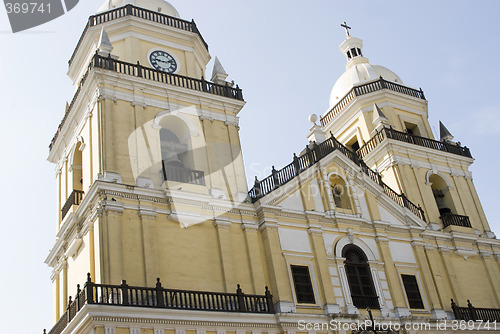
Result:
[69, 4, 208, 66]
[452, 299, 500, 321]
[162, 162, 205, 186]
[49, 53, 243, 150]
[248, 134, 426, 222]
[61, 190, 84, 220]
[321, 78, 426, 126]
[93, 54, 243, 101]
[441, 213, 472, 228]
[45, 274, 274, 334]
[356, 126, 472, 159]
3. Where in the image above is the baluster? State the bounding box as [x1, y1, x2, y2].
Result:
[236, 284, 246, 312]
[120, 280, 129, 305]
[468, 300, 477, 321]
[85, 273, 94, 304]
[136, 61, 142, 77]
[76, 284, 81, 311]
[253, 176, 261, 198]
[451, 299, 460, 319]
[265, 286, 274, 313]
[66, 296, 73, 322]
[271, 166, 278, 189]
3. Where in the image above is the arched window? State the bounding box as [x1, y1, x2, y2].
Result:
[429, 174, 456, 216]
[159, 122, 205, 186]
[71, 142, 83, 192]
[160, 128, 186, 168]
[342, 245, 379, 309]
[329, 175, 351, 210]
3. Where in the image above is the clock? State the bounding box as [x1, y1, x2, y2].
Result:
[149, 50, 178, 73]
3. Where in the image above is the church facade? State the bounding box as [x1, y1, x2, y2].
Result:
[45, 1, 500, 333]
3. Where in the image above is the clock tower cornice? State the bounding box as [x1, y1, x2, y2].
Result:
[68, 5, 210, 86]
[49, 57, 245, 162]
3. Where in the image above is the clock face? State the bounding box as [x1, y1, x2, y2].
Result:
[149, 50, 178, 73]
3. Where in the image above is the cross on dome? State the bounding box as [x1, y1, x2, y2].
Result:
[341, 21, 351, 37]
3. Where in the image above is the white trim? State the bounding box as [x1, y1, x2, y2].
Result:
[398, 114, 429, 138]
[286, 260, 321, 308]
[153, 109, 199, 137]
[397, 270, 429, 312]
[334, 236, 377, 261]
[425, 170, 454, 190]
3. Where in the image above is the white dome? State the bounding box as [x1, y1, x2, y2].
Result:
[329, 63, 403, 108]
[97, 0, 180, 18]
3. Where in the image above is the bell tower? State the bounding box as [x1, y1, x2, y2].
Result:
[317, 31, 491, 235]
[46, 0, 251, 322]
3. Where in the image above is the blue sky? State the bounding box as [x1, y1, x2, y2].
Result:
[1, 0, 499, 332]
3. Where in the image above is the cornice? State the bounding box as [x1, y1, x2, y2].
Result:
[62, 304, 278, 334]
[324, 89, 428, 136]
[96, 70, 245, 110]
[213, 218, 232, 230]
[48, 80, 100, 164]
[258, 222, 279, 232]
[241, 222, 259, 231]
[362, 139, 474, 176]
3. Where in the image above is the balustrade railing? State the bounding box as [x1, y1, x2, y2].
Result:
[162, 163, 206, 186]
[356, 126, 472, 159]
[45, 274, 274, 334]
[61, 190, 84, 220]
[248, 134, 426, 222]
[69, 4, 208, 66]
[441, 213, 472, 228]
[93, 54, 243, 100]
[321, 78, 426, 126]
[452, 299, 500, 321]
[50, 53, 243, 151]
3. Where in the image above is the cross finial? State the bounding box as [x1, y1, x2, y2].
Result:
[341, 21, 351, 37]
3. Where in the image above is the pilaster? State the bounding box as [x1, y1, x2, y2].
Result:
[307, 226, 337, 313]
[423, 245, 453, 308]
[103, 201, 124, 284]
[437, 245, 464, 303]
[479, 252, 500, 306]
[411, 241, 443, 317]
[375, 234, 407, 311]
[259, 220, 294, 307]
[214, 218, 235, 291]
[241, 222, 266, 294]
[140, 205, 160, 285]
